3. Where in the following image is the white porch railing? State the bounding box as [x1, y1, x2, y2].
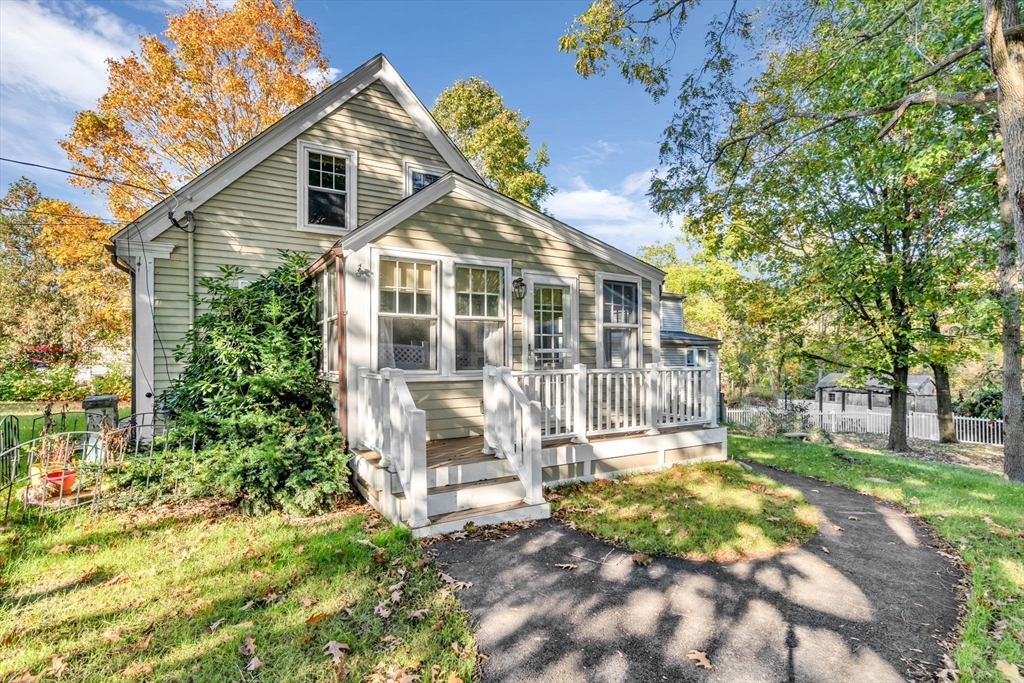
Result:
[357, 368, 428, 528]
[483, 367, 545, 505]
[511, 363, 717, 442]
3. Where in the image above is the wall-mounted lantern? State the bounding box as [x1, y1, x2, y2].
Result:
[511, 277, 527, 301]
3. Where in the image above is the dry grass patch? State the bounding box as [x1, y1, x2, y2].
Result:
[550, 462, 818, 562]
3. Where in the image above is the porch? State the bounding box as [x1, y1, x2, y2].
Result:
[349, 364, 727, 536]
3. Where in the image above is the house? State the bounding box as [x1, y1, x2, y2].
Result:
[814, 372, 938, 413]
[111, 54, 727, 536]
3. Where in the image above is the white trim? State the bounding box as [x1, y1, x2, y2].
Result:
[595, 272, 644, 369]
[297, 140, 358, 235]
[521, 270, 579, 371]
[403, 160, 449, 198]
[111, 54, 483, 245]
[651, 283, 661, 364]
[115, 240, 175, 260]
[368, 246, 512, 380]
[342, 174, 665, 282]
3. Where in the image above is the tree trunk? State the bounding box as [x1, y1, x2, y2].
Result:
[931, 362, 958, 443]
[997, 145, 1024, 481]
[887, 365, 910, 452]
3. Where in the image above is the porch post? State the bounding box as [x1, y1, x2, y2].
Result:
[646, 363, 660, 435]
[709, 359, 719, 427]
[522, 399, 545, 505]
[573, 364, 589, 443]
[482, 366, 497, 454]
[357, 367, 369, 449]
[407, 407, 429, 529]
[379, 368, 394, 469]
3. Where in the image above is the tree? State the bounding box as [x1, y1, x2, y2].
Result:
[560, 0, 1023, 473]
[432, 77, 554, 210]
[61, 0, 330, 222]
[0, 178, 129, 358]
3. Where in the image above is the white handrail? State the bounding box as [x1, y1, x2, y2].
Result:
[483, 366, 544, 505]
[357, 367, 428, 528]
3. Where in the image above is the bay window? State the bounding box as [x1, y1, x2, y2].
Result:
[378, 259, 437, 371]
[454, 265, 505, 371]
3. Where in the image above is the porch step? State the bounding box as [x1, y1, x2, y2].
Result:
[394, 474, 527, 517]
[412, 499, 552, 538]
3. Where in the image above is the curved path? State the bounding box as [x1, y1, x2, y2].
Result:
[430, 463, 962, 683]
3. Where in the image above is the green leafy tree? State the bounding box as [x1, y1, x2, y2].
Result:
[161, 253, 348, 515]
[432, 77, 554, 210]
[561, 0, 1020, 470]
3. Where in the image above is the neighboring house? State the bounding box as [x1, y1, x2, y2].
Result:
[111, 55, 726, 535]
[814, 372, 938, 413]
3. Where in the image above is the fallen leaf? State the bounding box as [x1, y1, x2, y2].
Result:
[123, 662, 152, 677]
[451, 641, 461, 655]
[305, 612, 331, 625]
[630, 552, 652, 566]
[98, 572, 131, 587]
[9, 670, 41, 682]
[820, 546, 830, 554]
[131, 633, 153, 651]
[49, 655, 67, 678]
[687, 650, 713, 669]
[100, 627, 122, 643]
[407, 609, 429, 620]
[49, 544, 71, 554]
[848, 516, 860, 521]
[245, 656, 263, 672]
[323, 640, 349, 665]
[555, 563, 577, 570]
[411, 556, 430, 568]
[832, 525, 844, 532]
[300, 597, 318, 607]
[996, 660, 1023, 683]
[765, 516, 781, 522]
[293, 544, 305, 553]
[374, 602, 392, 619]
[1, 629, 17, 645]
[448, 673, 464, 683]
[240, 600, 255, 611]
[203, 618, 226, 634]
[438, 572, 472, 590]
[239, 634, 256, 657]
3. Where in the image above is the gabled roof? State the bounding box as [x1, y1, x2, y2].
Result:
[338, 172, 666, 282]
[815, 372, 936, 394]
[112, 54, 483, 244]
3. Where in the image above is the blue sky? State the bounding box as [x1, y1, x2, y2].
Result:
[0, 0, 734, 255]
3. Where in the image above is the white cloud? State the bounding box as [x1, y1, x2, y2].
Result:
[303, 66, 342, 84]
[543, 170, 679, 255]
[0, 1, 138, 109]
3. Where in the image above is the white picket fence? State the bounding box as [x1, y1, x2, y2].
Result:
[726, 408, 1004, 447]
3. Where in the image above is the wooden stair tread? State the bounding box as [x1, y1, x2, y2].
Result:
[428, 499, 531, 525]
[428, 475, 520, 496]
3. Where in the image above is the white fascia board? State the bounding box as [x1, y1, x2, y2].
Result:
[115, 240, 175, 260]
[341, 174, 459, 254]
[112, 54, 482, 245]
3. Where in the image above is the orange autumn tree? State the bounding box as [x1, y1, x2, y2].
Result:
[62, 0, 331, 221]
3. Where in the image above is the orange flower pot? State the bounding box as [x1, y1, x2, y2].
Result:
[44, 470, 77, 495]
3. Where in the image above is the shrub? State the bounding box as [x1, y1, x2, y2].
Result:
[160, 252, 348, 516]
[90, 362, 131, 398]
[0, 361, 90, 401]
[953, 385, 1004, 420]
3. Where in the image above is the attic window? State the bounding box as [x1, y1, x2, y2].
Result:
[403, 160, 447, 197]
[298, 140, 357, 234]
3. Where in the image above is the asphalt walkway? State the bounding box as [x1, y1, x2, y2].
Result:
[430, 463, 962, 683]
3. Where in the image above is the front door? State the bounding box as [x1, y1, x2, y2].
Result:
[522, 273, 578, 370]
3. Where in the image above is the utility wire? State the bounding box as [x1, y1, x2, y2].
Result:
[0, 157, 166, 197]
[0, 206, 128, 225]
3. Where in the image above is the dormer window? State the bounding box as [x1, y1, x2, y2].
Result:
[298, 140, 357, 234]
[403, 160, 447, 197]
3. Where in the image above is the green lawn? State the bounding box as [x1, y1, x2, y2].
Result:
[0, 500, 477, 682]
[550, 461, 818, 562]
[730, 433, 1023, 683]
[0, 402, 133, 444]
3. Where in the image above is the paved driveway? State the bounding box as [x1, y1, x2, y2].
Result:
[430, 464, 961, 683]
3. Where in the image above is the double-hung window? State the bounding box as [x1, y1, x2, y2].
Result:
[600, 278, 640, 368]
[454, 265, 505, 371]
[299, 141, 356, 232]
[317, 262, 339, 377]
[378, 259, 437, 372]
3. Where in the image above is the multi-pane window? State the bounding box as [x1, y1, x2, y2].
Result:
[411, 170, 441, 194]
[317, 262, 339, 376]
[601, 280, 639, 368]
[378, 259, 437, 371]
[534, 286, 571, 370]
[455, 266, 504, 371]
[307, 151, 348, 228]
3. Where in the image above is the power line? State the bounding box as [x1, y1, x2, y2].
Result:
[0, 157, 166, 197]
[0, 206, 128, 225]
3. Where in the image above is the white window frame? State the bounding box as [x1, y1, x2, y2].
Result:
[373, 252, 440, 375]
[370, 246, 511, 380]
[403, 160, 448, 198]
[521, 270, 580, 371]
[297, 139, 358, 235]
[596, 272, 644, 369]
[318, 261, 339, 381]
[452, 258, 512, 375]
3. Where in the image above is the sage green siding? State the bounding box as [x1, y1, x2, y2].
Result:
[373, 193, 655, 440]
[149, 79, 451, 397]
